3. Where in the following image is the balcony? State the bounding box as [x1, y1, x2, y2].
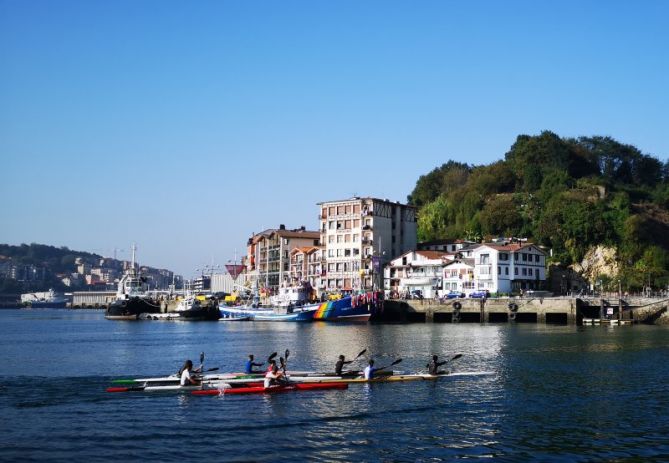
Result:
[361, 238, 373, 245]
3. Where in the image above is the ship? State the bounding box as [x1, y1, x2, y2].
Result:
[105, 246, 161, 320]
[21, 289, 69, 308]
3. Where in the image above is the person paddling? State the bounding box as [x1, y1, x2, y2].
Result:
[427, 355, 448, 375]
[363, 359, 376, 380]
[335, 355, 353, 375]
[264, 364, 285, 388]
[179, 360, 201, 386]
[266, 359, 277, 373]
[245, 354, 264, 374]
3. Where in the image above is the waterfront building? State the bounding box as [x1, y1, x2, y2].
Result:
[318, 197, 417, 291]
[384, 250, 450, 298]
[245, 225, 320, 293]
[289, 246, 324, 290]
[442, 240, 547, 295]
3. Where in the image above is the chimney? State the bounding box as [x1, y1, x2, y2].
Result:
[279, 224, 286, 230]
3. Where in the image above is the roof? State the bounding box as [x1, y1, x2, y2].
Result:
[415, 250, 450, 260]
[478, 242, 545, 253]
[316, 197, 416, 208]
[444, 258, 475, 267]
[418, 238, 468, 246]
[274, 230, 320, 239]
[290, 246, 321, 255]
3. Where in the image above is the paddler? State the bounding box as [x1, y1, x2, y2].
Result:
[266, 359, 277, 372]
[245, 354, 264, 374]
[264, 364, 285, 388]
[335, 355, 353, 375]
[179, 360, 201, 386]
[427, 355, 447, 375]
[363, 359, 376, 380]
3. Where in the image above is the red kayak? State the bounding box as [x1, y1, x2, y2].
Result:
[192, 382, 347, 396]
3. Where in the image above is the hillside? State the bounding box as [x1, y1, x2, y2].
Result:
[409, 131, 669, 291]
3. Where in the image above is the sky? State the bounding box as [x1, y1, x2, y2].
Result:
[1, 1, 667, 276]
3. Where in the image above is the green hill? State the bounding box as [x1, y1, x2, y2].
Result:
[409, 131, 669, 291]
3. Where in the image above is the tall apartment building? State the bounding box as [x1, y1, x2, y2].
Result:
[246, 225, 320, 292]
[318, 197, 417, 291]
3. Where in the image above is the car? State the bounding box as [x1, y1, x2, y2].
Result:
[445, 291, 465, 299]
[469, 290, 490, 298]
[410, 290, 424, 300]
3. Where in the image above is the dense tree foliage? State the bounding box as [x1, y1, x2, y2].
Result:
[408, 131, 669, 290]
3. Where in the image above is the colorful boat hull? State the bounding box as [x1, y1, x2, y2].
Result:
[313, 295, 380, 321]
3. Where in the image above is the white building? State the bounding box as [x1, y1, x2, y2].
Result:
[318, 197, 417, 291]
[384, 250, 449, 298]
[443, 241, 547, 295]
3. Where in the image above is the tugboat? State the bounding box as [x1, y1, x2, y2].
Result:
[105, 245, 161, 320]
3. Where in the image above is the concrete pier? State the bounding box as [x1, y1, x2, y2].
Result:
[378, 296, 669, 325]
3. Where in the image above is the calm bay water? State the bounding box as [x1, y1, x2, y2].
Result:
[1, 309, 669, 462]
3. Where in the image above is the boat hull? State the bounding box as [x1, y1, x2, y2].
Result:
[105, 297, 161, 320]
[27, 301, 68, 309]
[313, 295, 378, 321]
[219, 305, 317, 322]
[192, 382, 348, 395]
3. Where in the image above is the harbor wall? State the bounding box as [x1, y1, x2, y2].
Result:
[378, 296, 669, 325]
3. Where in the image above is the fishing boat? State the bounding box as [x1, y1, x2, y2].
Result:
[312, 293, 382, 322]
[105, 245, 161, 320]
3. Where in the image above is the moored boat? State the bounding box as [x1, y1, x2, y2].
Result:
[105, 246, 161, 320]
[312, 293, 382, 322]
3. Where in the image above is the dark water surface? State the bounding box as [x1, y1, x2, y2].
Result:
[1, 309, 669, 462]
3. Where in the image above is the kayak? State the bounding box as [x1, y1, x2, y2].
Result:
[112, 370, 396, 386]
[297, 374, 446, 384]
[107, 381, 233, 393]
[192, 382, 348, 396]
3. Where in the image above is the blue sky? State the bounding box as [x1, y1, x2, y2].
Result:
[1, 1, 667, 276]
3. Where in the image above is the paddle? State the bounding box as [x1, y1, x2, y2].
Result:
[376, 358, 402, 371]
[353, 348, 367, 360]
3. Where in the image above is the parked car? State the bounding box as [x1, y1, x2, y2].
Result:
[445, 291, 465, 299]
[469, 290, 490, 299]
[410, 290, 424, 300]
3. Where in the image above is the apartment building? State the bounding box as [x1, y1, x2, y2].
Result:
[384, 250, 449, 298]
[443, 241, 547, 295]
[245, 225, 320, 292]
[289, 246, 325, 290]
[318, 197, 417, 291]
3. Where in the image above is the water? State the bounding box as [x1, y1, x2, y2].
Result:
[1, 309, 669, 462]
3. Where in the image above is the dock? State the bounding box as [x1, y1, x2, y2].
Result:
[379, 296, 669, 325]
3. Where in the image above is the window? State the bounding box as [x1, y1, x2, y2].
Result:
[337, 221, 343, 230]
[345, 220, 352, 229]
[321, 208, 327, 218]
[535, 254, 540, 263]
[353, 248, 360, 256]
[328, 235, 334, 243]
[522, 268, 527, 276]
[328, 207, 335, 215]
[353, 204, 360, 214]
[344, 249, 351, 257]
[514, 268, 518, 275]
[514, 254, 519, 261]
[328, 221, 335, 230]
[336, 263, 343, 271]
[337, 249, 343, 257]
[522, 253, 528, 261]
[345, 205, 352, 214]
[337, 206, 344, 215]
[345, 234, 351, 242]
[328, 249, 334, 257]
[353, 234, 359, 242]
[328, 264, 335, 272]
[337, 235, 343, 243]
[480, 254, 490, 264]
[528, 268, 533, 276]
[499, 253, 508, 261]
[498, 266, 501, 275]
[505, 267, 509, 275]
